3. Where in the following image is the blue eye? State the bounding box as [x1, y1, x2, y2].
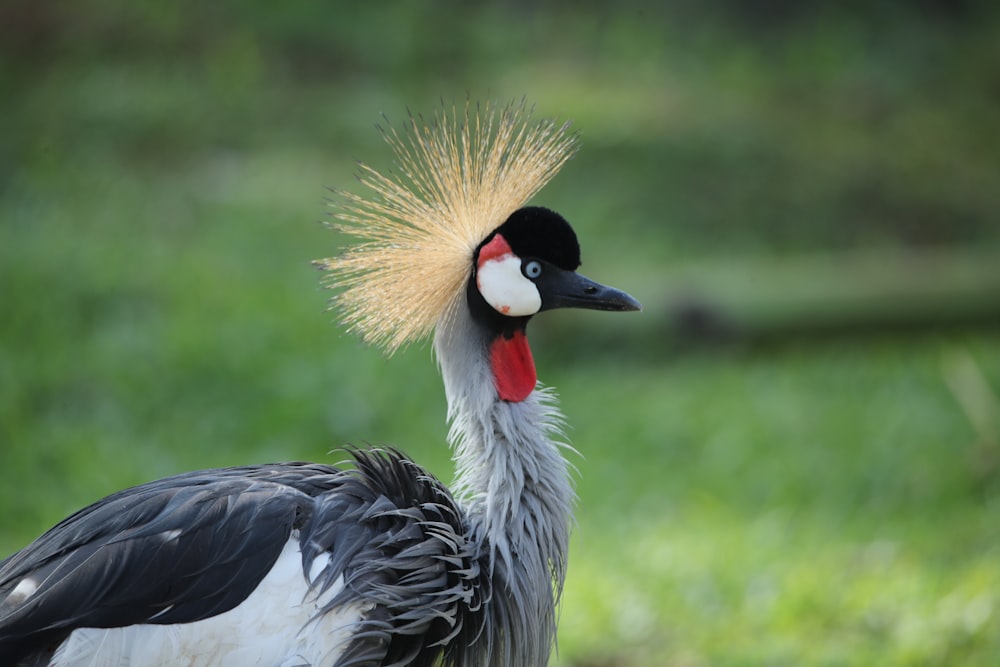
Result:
[522, 260, 543, 280]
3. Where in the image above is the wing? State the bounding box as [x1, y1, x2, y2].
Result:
[1, 452, 487, 667]
[303, 449, 487, 667]
[0, 462, 339, 664]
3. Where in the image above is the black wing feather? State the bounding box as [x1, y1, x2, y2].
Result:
[0, 462, 340, 664]
[0, 452, 486, 667]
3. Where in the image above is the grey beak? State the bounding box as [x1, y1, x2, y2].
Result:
[538, 268, 642, 313]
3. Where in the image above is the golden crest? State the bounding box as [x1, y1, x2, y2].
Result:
[318, 100, 578, 353]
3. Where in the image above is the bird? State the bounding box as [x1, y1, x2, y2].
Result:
[0, 100, 640, 667]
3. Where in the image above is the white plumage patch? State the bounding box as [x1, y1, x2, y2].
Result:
[6, 578, 38, 606]
[51, 538, 365, 667]
[476, 254, 541, 317]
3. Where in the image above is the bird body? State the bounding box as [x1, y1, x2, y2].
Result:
[44, 535, 359, 666]
[0, 456, 481, 666]
[0, 101, 639, 666]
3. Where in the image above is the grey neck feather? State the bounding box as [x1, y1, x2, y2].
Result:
[433, 299, 575, 667]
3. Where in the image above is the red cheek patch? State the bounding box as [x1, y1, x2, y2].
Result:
[489, 330, 537, 402]
[477, 233, 513, 266]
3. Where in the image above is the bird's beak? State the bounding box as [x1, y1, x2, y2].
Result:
[538, 268, 642, 313]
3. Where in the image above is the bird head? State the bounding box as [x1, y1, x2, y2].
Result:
[471, 205, 639, 326]
[317, 100, 639, 399]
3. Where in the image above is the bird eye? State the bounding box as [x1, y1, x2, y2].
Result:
[522, 260, 543, 280]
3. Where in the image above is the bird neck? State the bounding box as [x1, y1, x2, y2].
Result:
[433, 298, 574, 665]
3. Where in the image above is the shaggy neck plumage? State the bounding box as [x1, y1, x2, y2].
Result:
[433, 297, 574, 667]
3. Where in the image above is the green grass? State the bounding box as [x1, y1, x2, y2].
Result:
[553, 337, 1000, 665]
[3, 2, 1000, 665]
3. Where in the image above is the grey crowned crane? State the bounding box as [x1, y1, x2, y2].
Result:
[0, 101, 640, 667]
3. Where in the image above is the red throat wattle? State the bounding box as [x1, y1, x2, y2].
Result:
[489, 330, 537, 402]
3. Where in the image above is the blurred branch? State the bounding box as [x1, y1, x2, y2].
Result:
[942, 348, 1000, 490]
[943, 349, 1000, 444]
[545, 245, 1000, 353]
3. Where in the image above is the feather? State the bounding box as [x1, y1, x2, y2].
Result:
[316, 99, 578, 354]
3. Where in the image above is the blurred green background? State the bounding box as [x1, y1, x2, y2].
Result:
[3, 1, 1000, 664]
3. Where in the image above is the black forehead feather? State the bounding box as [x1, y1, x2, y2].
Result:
[485, 206, 581, 271]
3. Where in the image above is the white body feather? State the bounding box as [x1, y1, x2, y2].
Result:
[51, 537, 365, 667]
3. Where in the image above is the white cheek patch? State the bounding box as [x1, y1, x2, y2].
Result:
[477, 254, 542, 316]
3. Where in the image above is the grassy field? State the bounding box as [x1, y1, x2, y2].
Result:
[3, 3, 1000, 665]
